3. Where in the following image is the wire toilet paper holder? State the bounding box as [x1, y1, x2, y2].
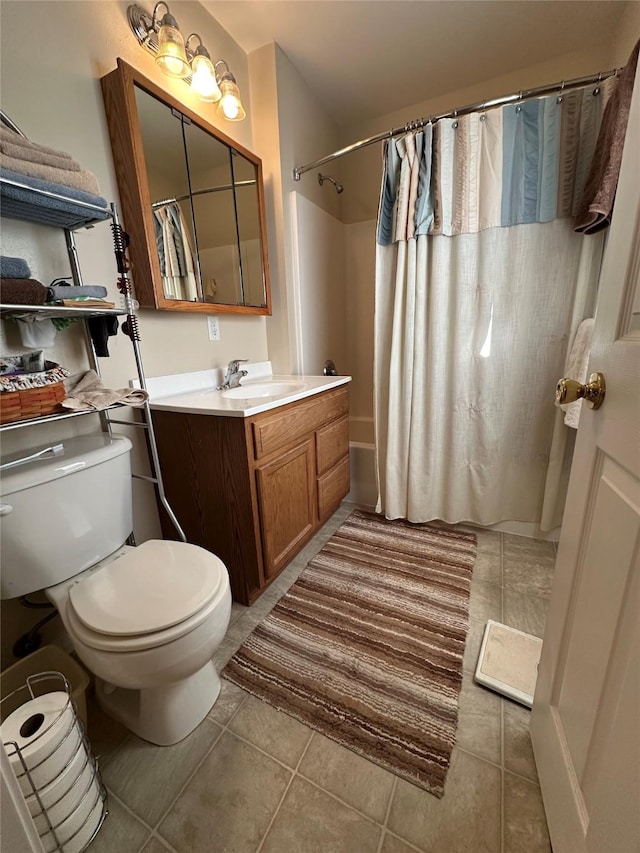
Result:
[1, 670, 108, 852]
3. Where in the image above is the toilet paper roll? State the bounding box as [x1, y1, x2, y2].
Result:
[27, 745, 95, 832]
[1, 691, 82, 796]
[40, 779, 103, 853]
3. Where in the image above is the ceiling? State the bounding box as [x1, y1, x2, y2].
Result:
[202, 0, 630, 126]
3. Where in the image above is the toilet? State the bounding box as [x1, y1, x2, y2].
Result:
[0, 434, 232, 746]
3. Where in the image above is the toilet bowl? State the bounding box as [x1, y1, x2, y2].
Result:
[46, 539, 232, 745]
[0, 435, 232, 746]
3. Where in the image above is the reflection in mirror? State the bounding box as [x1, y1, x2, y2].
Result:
[101, 59, 271, 315]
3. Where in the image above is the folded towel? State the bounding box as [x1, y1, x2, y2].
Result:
[0, 134, 82, 174]
[62, 370, 149, 411]
[574, 40, 640, 233]
[0, 151, 101, 196]
[47, 285, 108, 300]
[559, 318, 595, 428]
[0, 168, 110, 226]
[0, 278, 48, 304]
[0, 255, 31, 279]
[0, 127, 76, 165]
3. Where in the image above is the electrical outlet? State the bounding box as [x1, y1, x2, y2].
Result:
[207, 316, 220, 341]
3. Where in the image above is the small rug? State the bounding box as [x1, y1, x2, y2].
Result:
[222, 509, 477, 796]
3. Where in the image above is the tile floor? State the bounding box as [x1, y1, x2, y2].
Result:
[87, 503, 555, 853]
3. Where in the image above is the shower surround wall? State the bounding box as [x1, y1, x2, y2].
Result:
[290, 193, 377, 504]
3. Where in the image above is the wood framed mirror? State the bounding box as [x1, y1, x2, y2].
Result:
[101, 59, 271, 315]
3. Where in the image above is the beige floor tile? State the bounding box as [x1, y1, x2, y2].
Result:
[228, 694, 313, 767]
[86, 693, 129, 766]
[503, 590, 549, 639]
[468, 579, 502, 623]
[503, 701, 538, 782]
[462, 618, 487, 673]
[207, 678, 248, 725]
[260, 776, 381, 853]
[455, 671, 502, 765]
[503, 535, 555, 598]
[387, 748, 501, 853]
[467, 529, 502, 586]
[503, 772, 551, 853]
[141, 837, 176, 853]
[298, 731, 396, 823]
[89, 795, 151, 853]
[101, 718, 221, 826]
[158, 731, 291, 853]
[230, 601, 248, 624]
[381, 833, 422, 853]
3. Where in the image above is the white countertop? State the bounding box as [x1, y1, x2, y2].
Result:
[144, 362, 351, 418]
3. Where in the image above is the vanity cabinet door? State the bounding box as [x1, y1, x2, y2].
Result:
[255, 439, 316, 580]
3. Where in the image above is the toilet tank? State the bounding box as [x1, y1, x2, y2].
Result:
[0, 434, 133, 599]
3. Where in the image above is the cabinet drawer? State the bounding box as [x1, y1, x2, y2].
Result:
[318, 455, 350, 521]
[316, 415, 349, 476]
[253, 387, 348, 460]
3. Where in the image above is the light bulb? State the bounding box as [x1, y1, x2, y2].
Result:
[191, 53, 221, 102]
[156, 14, 189, 79]
[216, 77, 246, 121]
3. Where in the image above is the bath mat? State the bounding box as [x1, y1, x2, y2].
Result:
[475, 620, 543, 708]
[222, 509, 476, 797]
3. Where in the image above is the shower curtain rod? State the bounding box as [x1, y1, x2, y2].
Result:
[152, 179, 257, 209]
[292, 66, 620, 181]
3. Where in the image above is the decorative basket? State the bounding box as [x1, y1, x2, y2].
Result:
[0, 361, 69, 425]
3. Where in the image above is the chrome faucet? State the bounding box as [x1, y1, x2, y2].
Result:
[217, 359, 249, 390]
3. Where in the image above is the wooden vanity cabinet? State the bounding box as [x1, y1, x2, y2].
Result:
[151, 386, 350, 604]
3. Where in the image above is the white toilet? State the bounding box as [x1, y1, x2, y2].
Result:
[0, 434, 232, 745]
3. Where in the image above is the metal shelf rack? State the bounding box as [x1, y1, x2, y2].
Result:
[0, 178, 185, 542]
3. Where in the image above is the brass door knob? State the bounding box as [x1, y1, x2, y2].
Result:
[556, 372, 606, 410]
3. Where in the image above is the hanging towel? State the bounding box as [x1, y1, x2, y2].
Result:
[87, 316, 119, 357]
[559, 318, 595, 429]
[574, 40, 640, 233]
[0, 256, 31, 279]
[62, 370, 149, 411]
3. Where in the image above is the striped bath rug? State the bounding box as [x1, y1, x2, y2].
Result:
[222, 509, 476, 796]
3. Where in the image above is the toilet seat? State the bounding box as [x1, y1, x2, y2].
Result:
[66, 540, 229, 653]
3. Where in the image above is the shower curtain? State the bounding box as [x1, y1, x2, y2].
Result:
[375, 80, 611, 528]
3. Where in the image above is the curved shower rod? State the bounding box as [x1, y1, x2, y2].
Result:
[293, 66, 621, 181]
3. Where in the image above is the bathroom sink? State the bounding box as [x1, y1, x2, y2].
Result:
[221, 381, 308, 400]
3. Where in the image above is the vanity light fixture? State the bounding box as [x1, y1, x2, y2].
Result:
[127, 3, 245, 117]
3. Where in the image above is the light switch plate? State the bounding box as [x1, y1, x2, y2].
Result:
[207, 316, 220, 341]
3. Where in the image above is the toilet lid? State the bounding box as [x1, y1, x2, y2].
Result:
[69, 540, 227, 636]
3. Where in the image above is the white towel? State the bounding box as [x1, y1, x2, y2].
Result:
[560, 318, 594, 429]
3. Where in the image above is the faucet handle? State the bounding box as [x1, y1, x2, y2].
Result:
[228, 359, 249, 373]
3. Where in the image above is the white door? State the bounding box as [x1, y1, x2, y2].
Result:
[530, 67, 640, 853]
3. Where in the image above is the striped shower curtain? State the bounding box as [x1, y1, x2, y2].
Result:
[374, 79, 612, 529]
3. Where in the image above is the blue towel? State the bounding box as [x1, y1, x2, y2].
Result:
[0, 168, 110, 228]
[0, 255, 31, 279]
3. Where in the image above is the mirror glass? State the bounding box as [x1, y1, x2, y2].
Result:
[133, 84, 268, 309]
